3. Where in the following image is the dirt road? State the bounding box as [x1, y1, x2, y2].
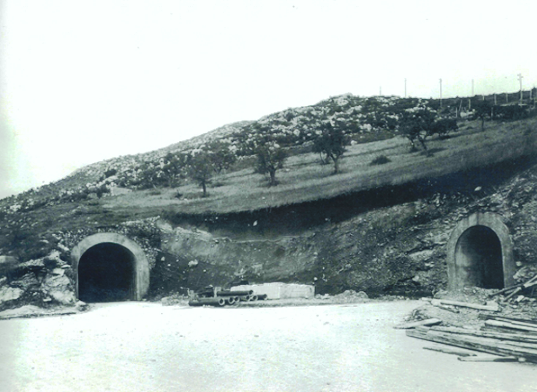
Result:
[0, 301, 536, 392]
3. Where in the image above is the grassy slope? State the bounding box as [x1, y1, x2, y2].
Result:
[0, 116, 536, 253]
[98, 117, 537, 218]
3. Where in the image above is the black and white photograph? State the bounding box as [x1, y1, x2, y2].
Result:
[1, 1, 537, 391]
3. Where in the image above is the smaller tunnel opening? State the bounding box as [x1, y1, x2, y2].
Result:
[78, 242, 135, 302]
[454, 225, 504, 289]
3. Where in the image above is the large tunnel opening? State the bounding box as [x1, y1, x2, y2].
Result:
[454, 225, 504, 289]
[78, 242, 135, 302]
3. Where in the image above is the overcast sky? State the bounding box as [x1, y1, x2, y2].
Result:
[1, 0, 535, 199]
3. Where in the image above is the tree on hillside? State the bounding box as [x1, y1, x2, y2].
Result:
[137, 161, 161, 189]
[431, 118, 458, 139]
[160, 152, 186, 187]
[312, 121, 350, 174]
[398, 105, 437, 151]
[207, 141, 237, 174]
[254, 140, 288, 186]
[399, 105, 459, 151]
[474, 100, 492, 131]
[187, 150, 215, 197]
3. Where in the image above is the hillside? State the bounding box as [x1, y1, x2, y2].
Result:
[2, 92, 537, 313]
[1, 93, 536, 217]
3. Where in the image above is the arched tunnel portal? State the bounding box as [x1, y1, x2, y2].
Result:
[71, 233, 150, 302]
[447, 212, 515, 291]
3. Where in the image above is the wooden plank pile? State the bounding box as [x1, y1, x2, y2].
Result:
[402, 274, 537, 363]
[406, 315, 537, 363]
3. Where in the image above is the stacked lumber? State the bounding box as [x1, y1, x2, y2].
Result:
[404, 277, 537, 363]
[405, 314, 537, 363]
[480, 315, 537, 335]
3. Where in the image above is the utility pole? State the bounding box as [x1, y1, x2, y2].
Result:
[468, 79, 474, 110]
[404, 78, 407, 98]
[379, 86, 382, 96]
[439, 79, 442, 107]
[494, 93, 497, 105]
[518, 73, 523, 103]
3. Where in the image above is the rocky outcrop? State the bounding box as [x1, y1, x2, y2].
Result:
[0, 250, 76, 310]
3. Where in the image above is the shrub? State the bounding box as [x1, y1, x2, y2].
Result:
[104, 168, 117, 178]
[369, 155, 391, 166]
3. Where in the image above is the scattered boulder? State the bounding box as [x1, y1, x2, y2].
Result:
[50, 268, 65, 276]
[330, 289, 369, 303]
[188, 260, 199, 267]
[43, 250, 66, 269]
[42, 272, 75, 306]
[110, 186, 132, 196]
[513, 265, 537, 284]
[11, 272, 40, 289]
[0, 286, 24, 304]
[407, 249, 434, 262]
[17, 258, 46, 270]
[161, 295, 187, 306]
[48, 290, 76, 306]
[0, 256, 18, 273]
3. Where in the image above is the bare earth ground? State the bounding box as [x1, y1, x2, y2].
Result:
[1, 301, 536, 392]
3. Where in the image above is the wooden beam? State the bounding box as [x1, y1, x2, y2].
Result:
[431, 299, 499, 312]
[458, 355, 520, 362]
[406, 328, 537, 362]
[394, 318, 442, 329]
[479, 314, 537, 326]
[431, 326, 537, 344]
[485, 320, 537, 333]
[423, 346, 477, 357]
[505, 287, 523, 301]
[489, 284, 522, 297]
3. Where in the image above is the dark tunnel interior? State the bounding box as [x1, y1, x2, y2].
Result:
[78, 242, 135, 302]
[455, 225, 504, 289]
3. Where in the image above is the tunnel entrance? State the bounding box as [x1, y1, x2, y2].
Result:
[78, 243, 135, 302]
[71, 233, 150, 301]
[447, 212, 515, 291]
[454, 226, 503, 289]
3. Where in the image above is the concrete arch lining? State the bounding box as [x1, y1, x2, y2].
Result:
[71, 233, 150, 301]
[447, 212, 515, 291]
